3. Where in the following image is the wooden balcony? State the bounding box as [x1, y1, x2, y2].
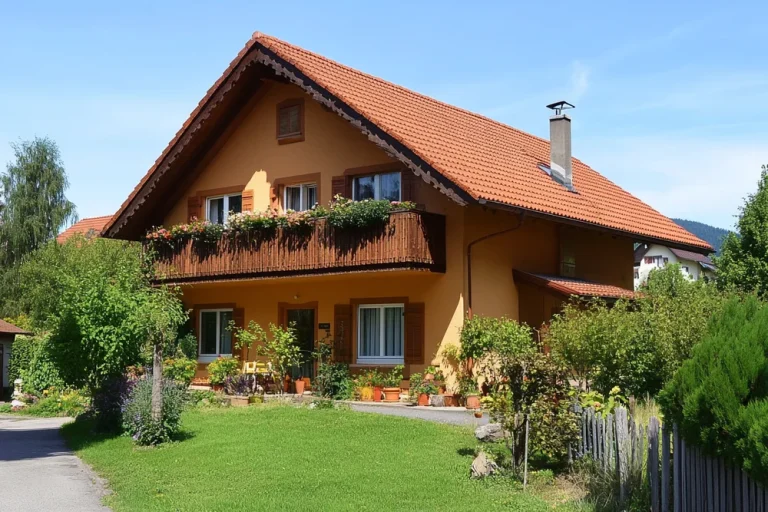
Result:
[148, 210, 446, 284]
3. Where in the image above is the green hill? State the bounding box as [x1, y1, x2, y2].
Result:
[672, 218, 732, 254]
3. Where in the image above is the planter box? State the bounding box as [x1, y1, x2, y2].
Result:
[230, 396, 250, 407]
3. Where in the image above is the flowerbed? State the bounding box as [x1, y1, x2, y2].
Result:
[145, 196, 416, 250]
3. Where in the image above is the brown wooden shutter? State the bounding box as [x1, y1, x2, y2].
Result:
[187, 196, 203, 221]
[334, 304, 353, 363]
[404, 302, 425, 365]
[331, 176, 346, 200]
[232, 307, 245, 360]
[401, 170, 418, 202]
[269, 186, 280, 210]
[242, 190, 254, 212]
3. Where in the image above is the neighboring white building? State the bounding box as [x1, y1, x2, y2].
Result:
[634, 243, 716, 289]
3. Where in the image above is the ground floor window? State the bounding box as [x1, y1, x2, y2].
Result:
[357, 304, 404, 364]
[199, 309, 233, 362]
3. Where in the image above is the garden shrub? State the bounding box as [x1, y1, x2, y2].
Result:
[122, 378, 186, 445]
[461, 315, 578, 471]
[16, 334, 65, 394]
[206, 356, 240, 386]
[659, 295, 768, 483]
[313, 338, 354, 399]
[22, 388, 89, 417]
[7, 334, 35, 384]
[91, 376, 136, 432]
[163, 357, 197, 386]
[547, 266, 726, 397]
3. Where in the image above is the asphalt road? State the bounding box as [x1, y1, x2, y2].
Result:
[0, 415, 109, 511]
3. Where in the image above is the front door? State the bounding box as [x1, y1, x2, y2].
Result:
[281, 306, 316, 380]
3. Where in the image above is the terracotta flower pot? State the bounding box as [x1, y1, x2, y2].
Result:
[373, 386, 382, 402]
[443, 393, 458, 407]
[212, 384, 224, 392]
[383, 387, 400, 402]
[417, 393, 430, 406]
[465, 394, 480, 409]
[295, 379, 306, 395]
[474, 410, 483, 418]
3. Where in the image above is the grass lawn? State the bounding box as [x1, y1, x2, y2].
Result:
[62, 405, 585, 511]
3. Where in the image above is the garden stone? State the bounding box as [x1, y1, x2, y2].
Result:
[429, 394, 445, 407]
[475, 423, 506, 442]
[470, 451, 498, 479]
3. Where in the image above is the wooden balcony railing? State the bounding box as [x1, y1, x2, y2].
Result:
[148, 210, 446, 284]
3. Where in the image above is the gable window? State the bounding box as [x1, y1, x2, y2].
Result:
[206, 194, 242, 224]
[276, 99, 304, 144]
[284, 183, 317, 212]
[199, 309, 233, 362]
[357, 304, 404, 364]
[352, 172, 401, 201]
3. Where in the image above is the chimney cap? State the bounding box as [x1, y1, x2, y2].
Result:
[546, 100, 575, 116]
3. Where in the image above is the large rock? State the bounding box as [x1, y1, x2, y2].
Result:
[475, 423, 507, 442]
[470, 451, 499, 479]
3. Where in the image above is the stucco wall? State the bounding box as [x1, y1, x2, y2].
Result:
[158, 80, 634, 379]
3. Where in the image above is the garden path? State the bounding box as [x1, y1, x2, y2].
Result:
[347, 402, 491, 426]
[0, 415, 109, 511]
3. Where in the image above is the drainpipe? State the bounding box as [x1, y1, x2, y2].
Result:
[466, 211, 525, 318]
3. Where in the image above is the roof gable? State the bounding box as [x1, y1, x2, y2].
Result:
[103, 32, 711, 252]
[57, 215, 113, 243]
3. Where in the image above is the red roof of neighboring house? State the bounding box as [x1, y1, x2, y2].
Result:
[57, 215, 113, 243]
[103, 32, 711, 252]
[514, 270, 636, 300]
[0, 319, 32, 336]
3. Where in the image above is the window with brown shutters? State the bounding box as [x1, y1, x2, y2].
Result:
[187, 196, 202, 222]
[331, 176, 347, 199]
[333, 304, 352, 363]
[404, 302, 425, 365]
[241, 190, 254, 212]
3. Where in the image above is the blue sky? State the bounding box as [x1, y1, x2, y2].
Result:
[1, 1, 766, 231]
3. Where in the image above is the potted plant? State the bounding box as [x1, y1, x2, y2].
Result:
[295, 375, 306, 395]
[442, 384, 460, 407]
[459, 376, 480, 409]
[207, 356, 240, 391]
[230, 321, 302, 395]
[382, 365, 404, 402]
[369, 370, 384, 402]
[224, 374, 253, 407]
[409, 372, 438, 406]
[358, 372, 374, 402]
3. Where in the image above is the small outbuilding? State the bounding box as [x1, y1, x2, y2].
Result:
[0, 319, 32, 389]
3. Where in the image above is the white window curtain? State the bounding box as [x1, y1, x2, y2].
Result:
[357, 304, 404, 363]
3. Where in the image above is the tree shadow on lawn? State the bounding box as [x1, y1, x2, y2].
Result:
[457, 447, 477, 457]
[61, 415, 195, 452]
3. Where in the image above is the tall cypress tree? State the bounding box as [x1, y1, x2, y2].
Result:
[715, 165, 768, 297]
[0, 137, 77, 266]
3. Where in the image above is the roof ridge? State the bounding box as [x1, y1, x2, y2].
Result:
[253, 32, 563, 153]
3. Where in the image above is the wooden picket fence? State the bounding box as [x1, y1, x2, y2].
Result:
[573, 405, 768, 511]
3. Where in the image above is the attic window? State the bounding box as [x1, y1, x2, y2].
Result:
[276, 99, 304, 144]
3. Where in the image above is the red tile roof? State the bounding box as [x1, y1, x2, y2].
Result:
[514, 270, 635, 299]
[57, 215, 113, 243]
[103, 32, 711, 252]
[0, 319, 32, 336]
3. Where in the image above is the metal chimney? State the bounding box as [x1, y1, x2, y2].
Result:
[546, 101, 575, 191]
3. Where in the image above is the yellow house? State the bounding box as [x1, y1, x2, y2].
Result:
[102, 33, 711, 383]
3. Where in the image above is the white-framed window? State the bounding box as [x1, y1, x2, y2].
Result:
[206, 194, 242, 224]
[283, 183, 317, 212]
[199, 309, 233, 363]
[352, 172, 401, 201]
[357, 303, 404, 364]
